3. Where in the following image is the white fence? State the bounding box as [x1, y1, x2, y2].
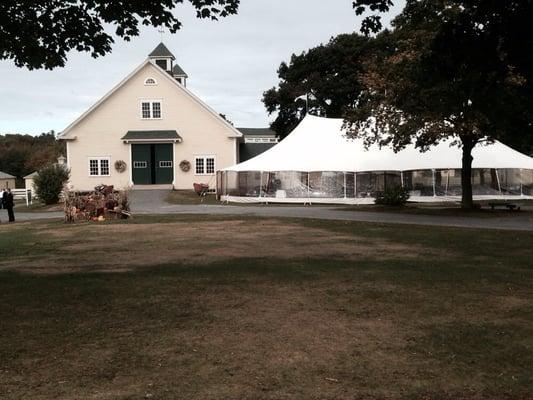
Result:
[11, 189, 33, 206]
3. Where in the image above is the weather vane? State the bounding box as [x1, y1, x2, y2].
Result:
[158, 28, 165, 42]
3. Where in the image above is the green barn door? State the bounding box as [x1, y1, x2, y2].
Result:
[132, 144, 152, 184]
[154, 144, 174, 184]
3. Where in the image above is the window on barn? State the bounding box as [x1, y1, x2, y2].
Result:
[89, 159, 99, 176]
[88, 157, 111, 177]
[206, 158, 215, 174]
[195, 156, 216, 175]
[141, 102, 151, 119]
[156, 59, 168, 70]
[152, 102, 161, 118]
[195, 158, 204, 174]
[140, 100, 162, 119]
[133, 161, 148, 168]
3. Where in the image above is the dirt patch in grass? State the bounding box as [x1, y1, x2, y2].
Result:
[0, 219, 440, 274]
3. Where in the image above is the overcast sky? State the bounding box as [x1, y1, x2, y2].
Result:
[0, 0, 403, 135]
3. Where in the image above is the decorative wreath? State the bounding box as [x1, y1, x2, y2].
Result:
[114, 160, 127, 173]
[179, 160, 191, 172]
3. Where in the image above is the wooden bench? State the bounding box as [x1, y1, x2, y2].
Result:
[488, 202, 521, 211]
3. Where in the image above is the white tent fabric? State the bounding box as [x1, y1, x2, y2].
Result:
[225, 115, 533, 172]
[220, 115, 533, 204]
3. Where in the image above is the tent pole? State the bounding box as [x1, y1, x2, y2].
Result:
[520, 169, 524, 196]
[307, 172, 311, 205]
[432, 169, 437, 197]
[496, 169, 502, 196]
[445, 171, 449, 196]
[354, 172, 357, 198]
[400, 171, 404, 188]
[259, 171, 263, 202]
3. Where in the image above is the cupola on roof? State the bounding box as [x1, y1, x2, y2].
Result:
[148, 42, 176, 60]
[172, 64, 188, 78]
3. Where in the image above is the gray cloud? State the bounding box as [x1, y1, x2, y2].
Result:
[0, 0, 403, 135]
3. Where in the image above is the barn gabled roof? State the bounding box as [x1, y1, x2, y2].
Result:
[59, 59, 242, 139]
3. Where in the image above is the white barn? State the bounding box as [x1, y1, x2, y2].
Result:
[59, 43, 242, 191]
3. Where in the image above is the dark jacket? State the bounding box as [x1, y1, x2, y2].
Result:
[2, 191, 13, 208]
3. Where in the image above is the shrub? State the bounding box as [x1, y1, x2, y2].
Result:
[34, 164, 70, 205]
[375, 185, 410, 206]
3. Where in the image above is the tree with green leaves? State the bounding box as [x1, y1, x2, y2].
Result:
[0, 131, 66, 181]
[345, 0, 533, 208]
[0, 0, 240, 70]
[33, 164, 70, 205]
[262, 33, 393, 138]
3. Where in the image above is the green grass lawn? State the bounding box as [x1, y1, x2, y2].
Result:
[12, 199, 62, 213]
[334, 198, 533, 217]
[0, 216, 532, 399]
[165, 190, 220, 205]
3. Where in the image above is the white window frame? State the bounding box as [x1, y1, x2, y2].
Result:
[144, 77, 157, 86]
[133, 161, 148, 169]
[139, 99, 163, 120]
[194, 155, 216, 175]
[88, 157, 111, 177]
[159, 160, 173, 168]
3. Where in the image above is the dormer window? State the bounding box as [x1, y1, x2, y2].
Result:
[144, 77, 157, 86]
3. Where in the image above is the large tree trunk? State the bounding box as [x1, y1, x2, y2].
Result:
[461, 138, 475, 209]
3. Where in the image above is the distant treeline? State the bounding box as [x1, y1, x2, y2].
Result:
[0, 131, 66, 182]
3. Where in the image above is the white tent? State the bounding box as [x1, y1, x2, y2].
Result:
[219, 115, 533, 204]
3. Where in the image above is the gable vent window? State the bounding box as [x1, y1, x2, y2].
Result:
[144, 77, 157, 85]
[140, 100, 162, 119]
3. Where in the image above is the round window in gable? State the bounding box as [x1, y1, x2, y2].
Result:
[144, 77, 157, 86]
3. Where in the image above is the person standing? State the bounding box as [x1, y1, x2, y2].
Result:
[0, 188, 4, 209]
[3, 188, 14, 222]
